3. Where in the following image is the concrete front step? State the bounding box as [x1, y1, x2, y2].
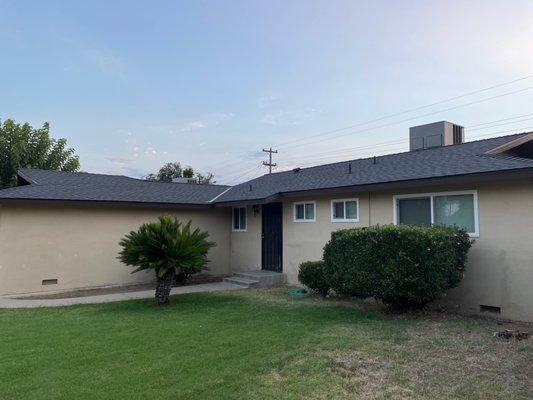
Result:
[224, 270, 286, 288]
[223, 276, 260, 288]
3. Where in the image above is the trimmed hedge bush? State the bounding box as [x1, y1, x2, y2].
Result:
[298, 261, 330, 297]
[323, 224, 472, 308]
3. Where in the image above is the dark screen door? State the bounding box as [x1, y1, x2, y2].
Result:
[261, 202, 283, 272]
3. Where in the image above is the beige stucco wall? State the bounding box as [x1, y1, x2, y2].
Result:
[282, 195, 370, 284]
[0, 203, 231, 296]
[229, 205, 262, 272]
[2, 178, 531, 321]
[229, 178, 533, 321]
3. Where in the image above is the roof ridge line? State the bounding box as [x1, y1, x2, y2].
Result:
[209, 186, 233, 203]
[260, 132, 531, 178]
[18, 168, 231, 188]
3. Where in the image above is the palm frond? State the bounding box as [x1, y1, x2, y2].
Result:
[118, 215, 216, 276]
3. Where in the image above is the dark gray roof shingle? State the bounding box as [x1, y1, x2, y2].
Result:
[1, 133, 531, 205]
[215, 133, 533, 203]
[0, 169, 230, 205]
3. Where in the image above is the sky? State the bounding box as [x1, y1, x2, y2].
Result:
[1, 0, 533, 184]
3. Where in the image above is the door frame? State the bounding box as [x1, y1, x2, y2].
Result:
[261, 202, 283, 272]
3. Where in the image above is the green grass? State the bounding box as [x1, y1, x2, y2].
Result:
[0, 288, 531, 399]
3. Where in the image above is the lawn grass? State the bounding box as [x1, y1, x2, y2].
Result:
[0, 287, 531, 399]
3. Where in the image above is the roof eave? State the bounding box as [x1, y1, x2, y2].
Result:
[0, 198, 216, 209]
[486, 132, 533, 155]
[213, 167, 533, 205]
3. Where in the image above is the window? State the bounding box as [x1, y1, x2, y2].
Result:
[293, 201, 316, 222]
[331, 199, 359, 222]
[232, 207, 246, 231]
[394, 190, 479, 237]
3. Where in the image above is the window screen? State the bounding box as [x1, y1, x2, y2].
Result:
[345, 201, 358, 220]
[304, 203, 315, 220]
[333, 202, 344, 219]
[295, 204, 305, 220]
[397, 197, 431, 226]
[233, 207, 246, 230]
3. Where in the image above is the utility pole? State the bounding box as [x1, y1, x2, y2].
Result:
[262, 147, 278, 174]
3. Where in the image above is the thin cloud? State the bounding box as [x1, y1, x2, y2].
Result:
[84, 48, 122, 75]
[143, 147, 168, 156]
[260, 108, 319, 126]
[258, 92, 282, 108]
[180, 120, 206, 132]
[106, 157, 134, 166]
[210, 112, 235, 124]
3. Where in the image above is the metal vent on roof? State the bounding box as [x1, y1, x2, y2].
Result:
[293, 168, 301, 173]
[172, 177, 198, 184]
[453, 124, 464, 145]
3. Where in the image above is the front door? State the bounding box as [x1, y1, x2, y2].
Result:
[261, 202, 283, 272]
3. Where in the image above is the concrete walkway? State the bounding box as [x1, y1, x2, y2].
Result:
[0, 282, 246, 309]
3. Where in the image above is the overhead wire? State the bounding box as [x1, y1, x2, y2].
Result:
[205, 80, 533, 174]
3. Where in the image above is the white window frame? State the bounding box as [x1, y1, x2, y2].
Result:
[232, 206, 247, 232]
[293, 201, 316, 222]
[392, 190, 479, 237]
[331, 198, 359, 222]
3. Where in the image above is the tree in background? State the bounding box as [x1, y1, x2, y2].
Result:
[0, 119, 80, 189]
[145, 161, 215, 184]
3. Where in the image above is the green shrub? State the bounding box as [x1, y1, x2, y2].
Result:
[298, 261, 330, 297]
[323, 224, 472, 308]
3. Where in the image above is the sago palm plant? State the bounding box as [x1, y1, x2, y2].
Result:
[118, 215, 215, 305]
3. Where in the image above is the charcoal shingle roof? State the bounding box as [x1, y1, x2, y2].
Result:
[214, 133, 533, 203]
[0, 169, 230, 205]
[0, 133, 531, 206]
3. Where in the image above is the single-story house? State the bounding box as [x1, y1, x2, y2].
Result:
[0, 121, 532, 321]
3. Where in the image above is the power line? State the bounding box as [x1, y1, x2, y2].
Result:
[275, 125, 533, 169]
[225, 166, 264, 185]
[465, 112, 533, 128]
[221, 123, 533, 183]
[275, 114, 533, 165]
[202, 75, 533, 173]
[219, 164, 264, 185]
[277, 140, 407, 164]
[272, 75, 533, 149]
[279, 85, 533, 151]
[466, 116, 533, 132]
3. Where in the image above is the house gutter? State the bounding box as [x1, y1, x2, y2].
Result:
[0, 198, 214, 210]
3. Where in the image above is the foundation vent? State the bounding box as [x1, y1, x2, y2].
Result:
[480, 304, 501, 314]
[42, 279, 58, 285]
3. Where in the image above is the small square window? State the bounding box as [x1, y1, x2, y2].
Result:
[294, 202, 316, 222]
[331, 199, 359, 222]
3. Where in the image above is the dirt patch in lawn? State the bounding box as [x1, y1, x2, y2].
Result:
[14, 274, 226, 300]
[322, 320, 532, 399]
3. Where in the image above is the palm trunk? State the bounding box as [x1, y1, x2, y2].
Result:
[154, 269, 173, 305]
